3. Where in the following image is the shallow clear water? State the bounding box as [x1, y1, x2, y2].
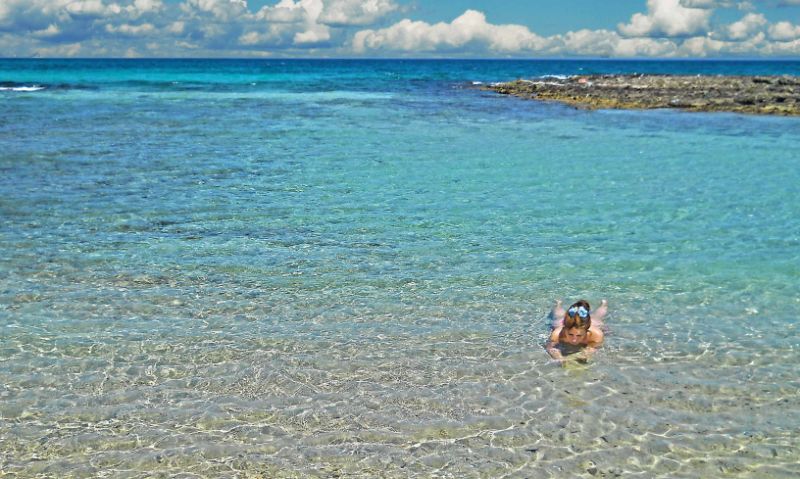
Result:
[1, 59, 799, 478]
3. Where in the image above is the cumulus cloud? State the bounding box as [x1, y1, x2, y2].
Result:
[680, 0, 719, 7]
[244, 0, 333, 47]
[720, 12, 766, 40]
[760, 37, 800, 54]
[0, 0, 799, 58]
[558, 29, 678, 57]
[680, 35, 727, 55]
[351, 5, 796, 58]
[65, 0, 123, 18]
[319, 0, 399, 26]
[352, 10, 683, 58]
[619, 0, 711, 37]
[294, 23, 331, 44]
[0, 0, 165, 41]
[352, 10, 547, 54]
[769, 21, 800, 40]
[32, 24, 62, 38]
[36, 42, 84, 57]
[105, 22, 156, 36]
[174, 0, 250, 48]
[0, 1, 120, 43]
[680, 0, 753, 8]
[168, 21, 186, 35]
[255, 0, 310, 23]
[127, 0, 164, 17]
[180, 0, 248, 21]
[0, 1, 64, 31]
[680, 31, 774, 56]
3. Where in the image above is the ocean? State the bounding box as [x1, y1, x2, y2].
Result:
[1, 59, 799, 478]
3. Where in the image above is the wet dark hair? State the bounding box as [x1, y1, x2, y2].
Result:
[560, 300, 592, 340]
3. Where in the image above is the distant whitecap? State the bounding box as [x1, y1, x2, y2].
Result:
[0, 85, 46, 92]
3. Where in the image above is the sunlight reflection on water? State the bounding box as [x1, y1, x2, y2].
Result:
[1, 60, 799, 477]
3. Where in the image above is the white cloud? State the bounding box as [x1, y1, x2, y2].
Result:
[35, 41, 84, 57]
[32, 24, 62, 38]
[760, 37, 800, 54]
[0, 0, 799, 58]
[559, 29, 679, 57]
[127, 0, 164, 17]
[65, 0, 123, 18]
[615, 37, 679, 56]
[352, 11, 684, 57]
[174, 0, 253, 48]
[0, 1, 124, 42]
[176, 40, 199, 49]
[679, 30, 773, 55]
[769, 21, 800, 40]
[294, 23, 330, 44]
[244, 0, 333, 47]
[180, 0, 248, 21]
[319, 0, 398, 26]
[619, 0, 711, 37]
[168, 21, 186, 34]
[255, 0, 310, 23]
[353, 10, 547, 54]
[0, 0, 161, 37]
[679, 36, 727, 55]
[351, 6, 797, 58]
[105, 22, 156, 36]
[0, 1, 63, 30]
[722, 12, 767, 40]
[680, 0, 718, 7]
[253, 0, 397, 26]
[133, 0, 162, 12]
[238, 30, 263, 44]
[680, 0, 752, 8]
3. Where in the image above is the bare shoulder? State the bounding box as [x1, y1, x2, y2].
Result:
[588, 327, 604, 346]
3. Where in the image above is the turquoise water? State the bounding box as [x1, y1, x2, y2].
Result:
[2, 59, 799, 478]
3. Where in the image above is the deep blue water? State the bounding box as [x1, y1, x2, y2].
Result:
[3, 58, 800, 92]
[1, 59, 799, 478]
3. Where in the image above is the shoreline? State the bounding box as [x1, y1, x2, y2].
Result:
[482, 74, 800, 115]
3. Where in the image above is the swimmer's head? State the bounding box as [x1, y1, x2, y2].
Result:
[563, 300, 591, 328]
[560, 301, 591, 345]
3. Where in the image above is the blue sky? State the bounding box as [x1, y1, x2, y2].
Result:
[1, 0, 799, 58]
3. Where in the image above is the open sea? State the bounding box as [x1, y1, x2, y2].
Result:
[1, 59, 799, 478]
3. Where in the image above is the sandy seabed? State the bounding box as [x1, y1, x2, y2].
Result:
[2, 317, 798, 478]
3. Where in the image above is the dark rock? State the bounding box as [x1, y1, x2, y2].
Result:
[481, 74, 800, 116]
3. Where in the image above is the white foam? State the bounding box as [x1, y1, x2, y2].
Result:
[0, 85, 46, 92]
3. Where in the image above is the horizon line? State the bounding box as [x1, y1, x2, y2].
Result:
[3, 56, 800, 62]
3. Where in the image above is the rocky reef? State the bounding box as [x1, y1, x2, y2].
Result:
[484, 75, 800, 116]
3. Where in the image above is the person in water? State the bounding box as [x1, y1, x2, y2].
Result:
[545, 299, 607, 364]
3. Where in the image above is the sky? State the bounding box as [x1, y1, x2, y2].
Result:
[1, 0, 799, 58]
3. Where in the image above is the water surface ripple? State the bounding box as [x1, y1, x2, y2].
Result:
[1, 59, 799, 478]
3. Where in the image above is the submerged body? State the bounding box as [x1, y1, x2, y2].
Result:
[546, 300, 606, 364]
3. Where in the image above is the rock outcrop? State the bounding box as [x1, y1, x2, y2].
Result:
[484, 75, 800, 116]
